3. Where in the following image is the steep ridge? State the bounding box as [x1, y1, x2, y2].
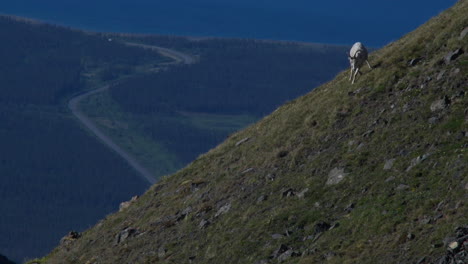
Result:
[41, 1, 467, 263]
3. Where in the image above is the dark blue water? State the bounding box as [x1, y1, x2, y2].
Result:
[0, 0, 457, 46]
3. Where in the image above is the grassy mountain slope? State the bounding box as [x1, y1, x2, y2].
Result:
[42, 1, 467, 263]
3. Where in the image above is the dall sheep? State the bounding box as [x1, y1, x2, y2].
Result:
[348, 42, 372, 84]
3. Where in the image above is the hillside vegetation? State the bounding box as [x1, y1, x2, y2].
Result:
[42, 1, 467, 263]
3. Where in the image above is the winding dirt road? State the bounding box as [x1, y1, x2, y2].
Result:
[68, 44, 195, 185]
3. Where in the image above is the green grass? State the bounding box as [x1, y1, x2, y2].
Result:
[41, 1, 468, 263]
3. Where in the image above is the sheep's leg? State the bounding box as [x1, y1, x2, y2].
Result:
[366, 60, 372, 69]
[349, 67, 354, 81]
[352, 67, 359, 84]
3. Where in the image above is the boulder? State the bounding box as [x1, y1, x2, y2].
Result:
[271, 233, 284, 239]
[235, 137, 250, 146]
[281, 188, 296, 198]
[384, 158, 396, 170]
[460, 27, 468, 39]
[408, 57, 422, 66]
[215, 202, 231, 217]
[119, 195, 139, 212]
[158, 247, 167, 259]
[430, 97, 450, 112]
[271, 244, 290, 259]
[326, 168, 347, 185]
[395, 184, 410, 191]
[297, 188, 309, 199]
[444, 48, 464, 64]
[436, 70, 446, 81]
[60, 230, 81, 247]
[199, 219, 210, 229]
[277, 249, 301, 262]
[114, 227, 139, 245]
[256, 195, 268, 203]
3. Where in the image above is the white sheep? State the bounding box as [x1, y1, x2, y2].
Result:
[348, 42, 372, 84]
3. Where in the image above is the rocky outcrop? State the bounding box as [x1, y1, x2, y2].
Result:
[433, 226, 468, 264]
[119, 195, 139, 212]
[326, 168, 347, 185]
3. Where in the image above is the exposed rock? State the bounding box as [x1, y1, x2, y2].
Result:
[314, 221, 331, 234]
[324, 251, 337, 260]
[329, 222, 340, 230]
[271, 244, 290, 259]
[297, 188, 309, 199]
[265, 173, 276, 181]
[406, 153, 431, 171]
[257, 195, 268, 203]
[152, 215, 177, 228]
[436, 70, 446, 81]
[190, 181, 207, 192]
[435, 201, 445, 212]
[428, 116, 440, 124]
[356, 143, 365, 150]
[60, 231, 81, 247]
[242, 168, 255, 174]
[362, 129, 374, 138]
[326, 168, 347, 185]
[433, 213, 444, 222]
[281, 188, 296, 198]
[420, 216, 433, 225]
[456, 226, 468, 237]
[235, 137, 250, 146]
[444, 48, 464, 64]
[119, 195, 139, 212]
[277, 249, 300, 262]
[408, 57, 422, 66]
[215, 202, 231, 217]
[435, 225, 468, 263]
[433, 243, 443, 248]
[430, 96, 451, 112]
[451, 68, 461, 75]
[384, 158, 396, 170]
[448, 241, 460, 251]
[176, 206, 193, 221]
[114, 227, 139, 245]
[461, 27, 468, 39]
[199, 219, 210, 229]
[344, 203, 355, 213]
[385, 176, 396, 182]
[158, 247, 167, 259]
[395, 184, 410, 191]
[416, 256, 427, 264]
[272, 233, 284, 239]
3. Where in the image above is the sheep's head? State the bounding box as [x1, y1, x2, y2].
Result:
[348, 55, 356, 67]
